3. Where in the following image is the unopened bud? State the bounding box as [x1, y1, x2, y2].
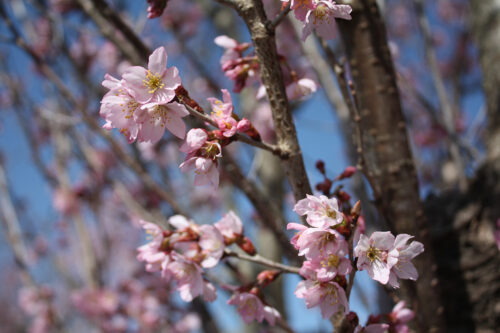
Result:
[351, 200, 361, 216]
[315, 160, 326, 174]
[237, 236, 256, 255]
[337, 166, 357, 180]
[257, 270, 281, 287]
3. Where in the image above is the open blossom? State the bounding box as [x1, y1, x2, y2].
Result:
[214, 35, 249, 66]
[354, 231, 398, 285]
[165, 253, 204, 302]
[137, 220, 170, 273]
[227, 292, 280, 325]
[289, 0, 352, 41]
[214, 210, 243, 241]
[123, 47, 181, 104]
[387, 234, 424, 288]
[286, 78, 318, 100]
[208, 89, 237, 137]
[137, 101, 189, 141]
[304, 239, 352, 281]
[388, 301, 414, 333]
[294, 194, 344, 228]
[198, 225, 224, 268]
[295, 227, 343, 259]
[100, 47, 188, 143]
[100, 75, 142, 143]
[180, 129, 222, 189]
[295, 279, 349, 318]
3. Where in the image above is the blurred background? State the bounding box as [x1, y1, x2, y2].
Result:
[0, 0, 496, 332]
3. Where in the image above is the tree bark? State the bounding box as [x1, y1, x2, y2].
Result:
[336, 1, 446, 331]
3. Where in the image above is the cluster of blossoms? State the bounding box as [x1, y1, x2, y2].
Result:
[100, 46, 188, 144]
[353, 301, 415, 333]
[283, 0, 353, 40]
[100, 46, 265, 189]
[71, 277, 201, 332]
[178, 89, 255, 188]
[18, 286, 56, 333]
[215, 35, 318, 100]
[288, 193, 424, 319]
[288, 194, 351, 318]
[136, 211, 282, 325]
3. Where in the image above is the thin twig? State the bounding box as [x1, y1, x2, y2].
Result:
[182, 102, 284, 156]
[269, 2, 291, 29]
[224, 249, 300, 274]
[413, 0, 467, 190]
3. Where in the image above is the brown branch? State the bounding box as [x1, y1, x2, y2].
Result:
[182, 102, 284, 156]
[336, 0, 446, 332]
[228, 0, 312, 202]
[224, 249, 300, 274]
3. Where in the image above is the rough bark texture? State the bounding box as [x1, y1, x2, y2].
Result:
[421, 1, 500, 331]
[232, 0, 312, 202]
[336, 1, 446, 332]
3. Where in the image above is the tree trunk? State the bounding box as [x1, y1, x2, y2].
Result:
[336, 1, 446, 331]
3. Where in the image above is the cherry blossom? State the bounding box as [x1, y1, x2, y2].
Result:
[387, 234, 424, 288]
[227, 292, 280, 325]
[198, 225, 224, 268]
[179, 133, 222, 189]
[214, 210, 244, 241]
[304, 239, 352, 282]
[286, 78, 318, 100]
[354, 231, 398, 285]
[285, 1, 352, 41]
[295, 279, 349, 318]
[294, 194, 344, 228]
[137, 101, 189, 141]
[123, 46, 181, 104]
[165, 253, 204, 302]
[388, 301, 414, 333]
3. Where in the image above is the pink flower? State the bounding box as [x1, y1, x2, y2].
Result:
[214, 35, 251, 67]
[227, 292, 280, 325]
[214, 211, 244, 241]
[137, 101, 189, 142]
[294, 194, 344, 228]
[354, 231, 398, 285]
[387, 234, 424, 288]
[208, 89, 238, 137]
[198, 225, 224, 268]
[180, 129, 208, 153]
[304, 239, 352, 281]
[137, 221, 170, 273]
[295, 227, 343, 260]
[123, 46, 181, 104]
[388, 301, 414, 333]
[300, 1, 352, 41]
[286, 78, 318, 100]
[166, 253, 204, 302]
[180, 156, 220, 189]
[287, 222, 308, 249]
[295, 279, 349, 318]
